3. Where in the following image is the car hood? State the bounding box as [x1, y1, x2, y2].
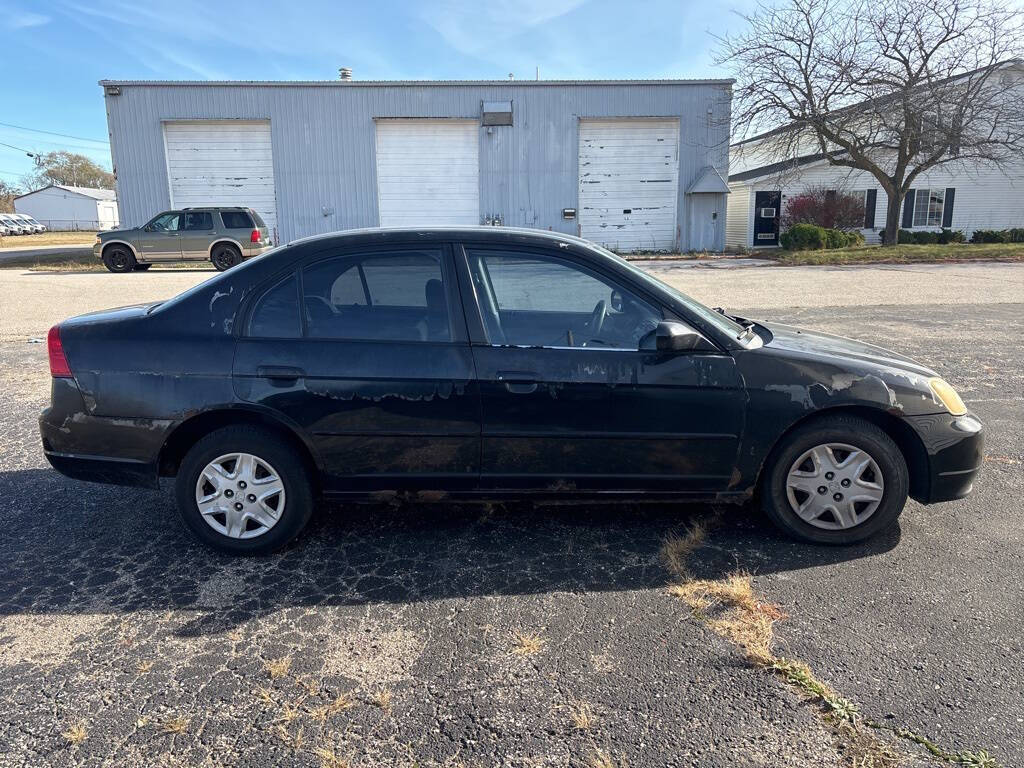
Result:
[761, 322, 937, 378]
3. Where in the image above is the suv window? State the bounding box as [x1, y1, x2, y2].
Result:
[183, 211, 213, 231]
[302, 250, 450, 342]
[148, 212, 181, 232]
[467, 250, 661, 349]
[221, 211, 254, 229]
[249, 273, 301, 338]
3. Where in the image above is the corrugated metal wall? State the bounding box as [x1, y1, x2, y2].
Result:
[103, 81, 732, 251]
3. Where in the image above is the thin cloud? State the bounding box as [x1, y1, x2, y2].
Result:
[8, 11, 51, 28]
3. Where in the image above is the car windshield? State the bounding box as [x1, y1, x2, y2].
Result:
[584, 243, 755, 342]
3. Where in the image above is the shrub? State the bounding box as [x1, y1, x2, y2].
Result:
[896, 229, 917, 244]
[912, 230, 940, 244]
[1007, 228, 1024, 243]
[937, 229, 965, 244]
[780, 223, 826, 250]
[823, 228, 847, 248]
[970, 229, 1011, 243]
[781, 185, 866, 231]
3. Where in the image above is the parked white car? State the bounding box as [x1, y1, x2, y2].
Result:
[13, 213, 46, 233]
[0, 214, 29, 234]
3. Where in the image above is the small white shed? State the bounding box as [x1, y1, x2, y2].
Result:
[14, 185, 120, 231]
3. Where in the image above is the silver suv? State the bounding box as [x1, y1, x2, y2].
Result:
[94, 207, 273, 272]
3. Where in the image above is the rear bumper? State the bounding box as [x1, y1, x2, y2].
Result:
[43, 450, 158, 489]
[904, 412, 984, 503]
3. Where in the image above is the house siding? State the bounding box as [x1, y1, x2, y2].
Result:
[727, 160, 1024, 247]
[102, 81, 733, 251]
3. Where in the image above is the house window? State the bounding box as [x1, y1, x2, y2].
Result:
[912, 188, 945, 227]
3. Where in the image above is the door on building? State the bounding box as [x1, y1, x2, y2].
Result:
[578, 119, 680, 253]
[164, 121, 279, 242]
[688, 194, 722, 251]
[752, 191, 781, 246]
[375, 120, 479, 227]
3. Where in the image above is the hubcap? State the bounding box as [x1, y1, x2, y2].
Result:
[785, 443, 884, 530]
[195, 452, 286, 539]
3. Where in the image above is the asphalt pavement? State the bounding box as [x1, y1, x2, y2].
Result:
[0, 263, 1020, 766]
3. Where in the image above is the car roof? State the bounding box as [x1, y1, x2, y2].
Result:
[287, 226, 599, 250]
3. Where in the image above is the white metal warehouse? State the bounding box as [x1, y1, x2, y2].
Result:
[14, 184, 120, 231]
[99, 78, 733, 252]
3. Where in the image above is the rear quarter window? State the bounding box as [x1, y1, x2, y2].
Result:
[221, 211, 255, 230]
[249, 273, 301, 338]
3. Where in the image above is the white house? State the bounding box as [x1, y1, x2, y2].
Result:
[14, 184, 119, 231]
[726, 65, 1024, 249]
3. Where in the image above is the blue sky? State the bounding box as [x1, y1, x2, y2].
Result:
[0, 0, 755, 187]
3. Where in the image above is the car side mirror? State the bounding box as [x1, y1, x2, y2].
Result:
[643, 320, 715, 353]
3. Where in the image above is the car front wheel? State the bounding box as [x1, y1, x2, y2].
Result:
[175, 426, 314, 554]
[762, 415, 909, 545]
[102, 245, 137, 273]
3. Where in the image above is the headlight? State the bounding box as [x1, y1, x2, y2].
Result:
[929, 377, 967, 416]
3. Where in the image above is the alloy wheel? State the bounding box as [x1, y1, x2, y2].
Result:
[194, 452, 286, 539]
[785, 442, 884, 530]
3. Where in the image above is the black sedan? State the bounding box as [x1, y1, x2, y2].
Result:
[39, 228, 983, 554]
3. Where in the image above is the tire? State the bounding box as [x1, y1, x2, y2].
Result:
[133, 263, 152, 271]
[175, 426, 314, 555]
[102, 245, 136, 273]
[762, 414, 909, 545]
[211, 244, 242, 271]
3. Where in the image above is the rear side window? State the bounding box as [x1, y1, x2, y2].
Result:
[249, 273, 301, 338]
[183, 211, 213, 231]
[302, 250, 450, 342]
[221, 211, 255, 229]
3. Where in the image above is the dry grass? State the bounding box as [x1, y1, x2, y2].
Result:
[0, 231, 97, 248]
[265, 656, 292, 680]
[588, 748, 620, 768]
[274, 724, 304, 750]
[773, 242, 1024, 266]
[660, 520, 708, 580]
[158, 715, 189, 735]
[511, 631, 545, 657]
[567, 698, 596, 731]
[314, 745, 351, 768]
[61, 721, 87, 745]
[313, 691, 356, 723]
[136, 660, 153, 673]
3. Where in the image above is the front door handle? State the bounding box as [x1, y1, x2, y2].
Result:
[497, 370, 539, 394]
[257, 365, 305, 381]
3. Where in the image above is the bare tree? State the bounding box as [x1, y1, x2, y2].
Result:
[0, 180, 18, 214]
[718, 0, 1024, 244]
[23, 151, 115, 191]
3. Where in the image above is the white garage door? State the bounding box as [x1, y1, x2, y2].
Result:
[164, 121, 278, 239]
[578, 119, 680, 252]
[375, 120, 479, 227]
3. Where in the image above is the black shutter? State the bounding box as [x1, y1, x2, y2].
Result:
[902, 189, 916, 228]
[864, 189, 877, 229]
[942, 188, 955, 228]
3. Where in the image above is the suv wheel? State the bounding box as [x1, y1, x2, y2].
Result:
[175, 426, 314, 554]
[102, 245, 137, 273]
[762, 415, 909, 545]
[211, 244, 242, 271]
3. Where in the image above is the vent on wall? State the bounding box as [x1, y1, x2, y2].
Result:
[482, 101, 513, 126]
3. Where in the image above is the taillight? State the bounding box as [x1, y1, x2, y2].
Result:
[250, 229, 260, 243]
[47, 325, 72, 378]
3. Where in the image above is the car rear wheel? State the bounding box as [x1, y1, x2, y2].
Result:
[211, 244, 242, 271]
[102, 245, 136, 273]
[762, 415, 909, 545]
[175, 426, 314, 554]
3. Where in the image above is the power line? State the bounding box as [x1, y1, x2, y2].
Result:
[0, 140, 34, 155]
[0, 121, 108, 144]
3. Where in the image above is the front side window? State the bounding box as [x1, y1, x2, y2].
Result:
[249, 273, 301, 338]
[183, 211, 213, 231]
[467, 250, 661, 349]
[302, 250, 450, 342]
[913, 189, 945, 227]
[148, 212, 181, 232]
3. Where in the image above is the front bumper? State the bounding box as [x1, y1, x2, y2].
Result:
[904, 412, 984, 503]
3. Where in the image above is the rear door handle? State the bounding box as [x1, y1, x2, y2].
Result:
[497, 370, 539, 394]
[257, 365, 305, 381]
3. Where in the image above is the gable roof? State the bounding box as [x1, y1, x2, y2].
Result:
[686, 166, 730, 193]
[729, 152, 831, 183]
[15, 184, 116, 201]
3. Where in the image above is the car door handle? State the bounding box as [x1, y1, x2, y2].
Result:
[257, 365, 305, 381]
[497, 370, 539, 394]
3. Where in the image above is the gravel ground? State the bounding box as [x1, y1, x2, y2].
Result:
[0, 263, 1020, 766]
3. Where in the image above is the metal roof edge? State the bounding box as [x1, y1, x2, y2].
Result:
[98, 78, 735, 88]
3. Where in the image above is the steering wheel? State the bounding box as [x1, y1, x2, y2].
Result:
[587, 299, 607, 340]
